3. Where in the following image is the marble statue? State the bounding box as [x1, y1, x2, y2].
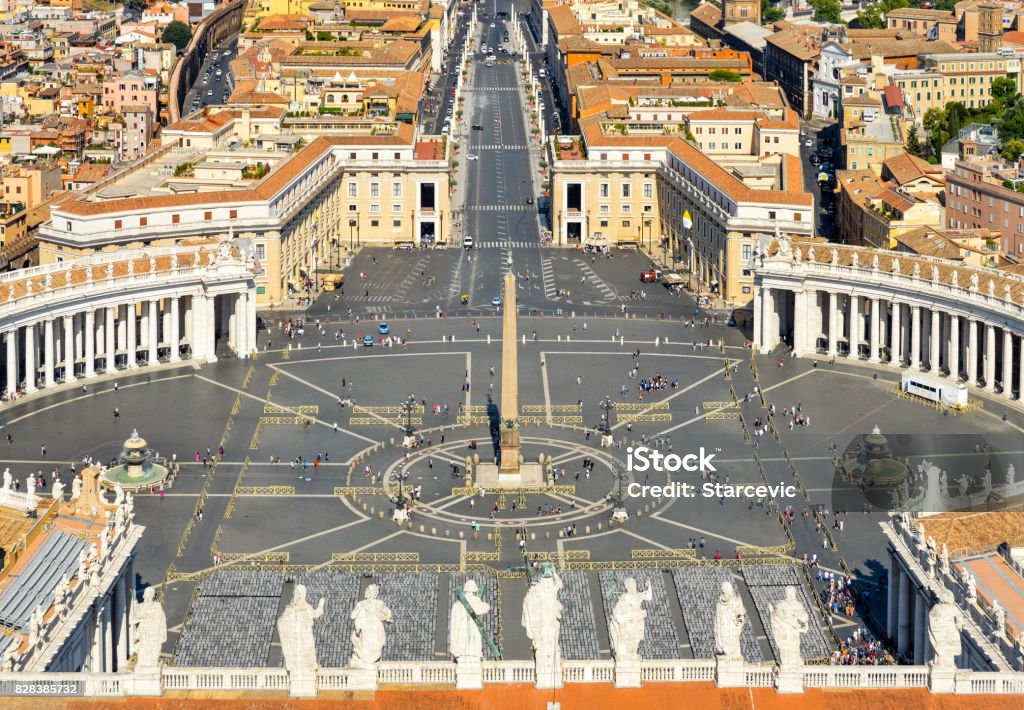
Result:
[940, 543, 951, 575]
[892, 257, 900, 273]
[51, 478, 64, 502]
[133, 587, 167, 668]
[928, 589, 963, 669]
[992, 601, 1006, 638]
[278, 584, 325, 677]
[851, 252, 859, 268]
[830, 248, 839, 264]
[0, 641, 17, 671]
[988, 279, 996, 296]
[28, 604, 42, 646]
[219, 241, 232, 261]
[2, 467, 9, 490]
[71, 476, 82, 500]
[77, 549, 88, 582]
[913, 263, 921, 278]
[970, 272, 979, 290]
[982, 468, 993, 497]
[449, 579, 491, 661]
[1008, 465, 1016, 487]
[113, 482, 125, 507]
[1005, 284, 1012, 302]
[956, 472, 972, 498]
[714, 581, 747, 663]
[349, 584, 392, 669]
[807, 246, 816, 262]
[609, 577, 653, 662]
[53, 574, 69, 617]
[125, 493, 135, 523]
[964, 572, 978, 603]
[794, 246, 802, 262]
[871, 254, 879, 270]
[769, 587, 808, 670]
[938, 470, 949, 499]
[931, 265, 939, 282]
[521, 568, 564, 681]
[952, 271, 959, 288]
[25, 475, 35, 498]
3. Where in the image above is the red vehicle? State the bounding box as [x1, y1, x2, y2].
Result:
[640, 271, 659, 283]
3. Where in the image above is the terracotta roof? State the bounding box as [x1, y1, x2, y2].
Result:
[919, 512, 1024, 557]
[69, 163, 111, 184]
[765, 30, 820, 61]
[842, 38, 956, 59]
[414, 141, 442, 160]
[883, 85, 904, 108]
[548, 4, 584, 36]
[689, 3, 722, 26]
[883, 152, 944, 186]
[895, 227, 964, 259]
[164, 109, 234, 134]
[885, 7, 957, 20]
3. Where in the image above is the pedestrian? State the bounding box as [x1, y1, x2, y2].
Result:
[40, 444, 46, 456]
[113, 407, 120, 419]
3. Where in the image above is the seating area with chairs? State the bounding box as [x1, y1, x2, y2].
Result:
[741, 565, 832, 661]
[556, 570, 600, 660]
[293, 570, 361, 667]
[597, 570, 679, 659]
[0, 531, 88, 632]
[375, 572, 438, 661]
[671, 568, 762, 661]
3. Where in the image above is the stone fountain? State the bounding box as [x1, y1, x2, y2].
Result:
[99, 429, 170, 492]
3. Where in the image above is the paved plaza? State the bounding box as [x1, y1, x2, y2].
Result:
[3, 257, 1023, 665]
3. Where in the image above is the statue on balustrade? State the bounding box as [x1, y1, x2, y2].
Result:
[51, 478, 64, 502]
[769, 586, 808, 670]
[349, 584, 392, 669]
[928, 589, 963, 670]
[992, 601, 1006, 639]
[277, 584, 325, 677]
[521, 565, 564, 680]
[449, 579, 490, 661]
[133, 587, 167, 669]
[2, 467, 10, 490]
[715, 581, 748, 663]
[610, 577, 652, 662]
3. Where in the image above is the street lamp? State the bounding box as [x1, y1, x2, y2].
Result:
[349, 219, 356, 251]
[402, 394, 417, 447]
[599, 396, 614, 447]
[390, 468, 410, 510]
[609, 463, 629, 523]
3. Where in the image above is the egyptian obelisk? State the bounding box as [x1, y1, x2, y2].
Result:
[498, 251, 521, 473]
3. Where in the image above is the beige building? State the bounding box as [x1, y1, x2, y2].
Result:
[37, 108, 450, 306]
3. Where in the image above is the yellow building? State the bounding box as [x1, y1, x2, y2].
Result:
[862, 187, 945, 250]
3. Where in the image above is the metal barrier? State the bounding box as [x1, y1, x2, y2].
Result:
[617, 412, 673, 423]
[264, 403, 319, 414]
[706, 411, 741, 420]
[236, 485, 295, 495]
[353, 405, 424, 414]
[331, 552, 419, 563]
[631, 548, 697, 560]
[615, 401, 670, 411]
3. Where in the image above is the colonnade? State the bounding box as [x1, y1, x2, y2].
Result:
[754, 286, 1024, 401]
[2, 290, 254, 399]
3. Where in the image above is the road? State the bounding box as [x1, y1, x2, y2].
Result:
[426, 9, 473, 135]
[182, 34, 239, 114]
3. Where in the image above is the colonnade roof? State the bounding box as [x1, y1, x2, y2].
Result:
[765, 239, 1024, 306]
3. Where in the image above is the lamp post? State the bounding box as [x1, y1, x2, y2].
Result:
[609, 463, 629, 523]
[402, 393, 417, 448]
[390, 468, 410, 510]
[349, 219, 356, 252]
[599, 396, 614, 447]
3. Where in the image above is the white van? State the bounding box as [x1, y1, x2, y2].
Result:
[463, 235, 474, 249]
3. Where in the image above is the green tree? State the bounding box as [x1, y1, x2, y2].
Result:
[810, 0, 843, 24]
[998, 101, 1024, 143]
[922, 106, 949, 156]
[1002, 139, 1024, 161]
[855, 4, 885, 28]
[905, 125, 926, 158]
[162, 20, 192, 52]
[761, 0, 784, 23]
[708, 69, 742, 82]
[991, 77, 1018, 108]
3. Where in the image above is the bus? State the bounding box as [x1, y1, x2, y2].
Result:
[321, 273, 344, 291]
[901, 372, 968, 409]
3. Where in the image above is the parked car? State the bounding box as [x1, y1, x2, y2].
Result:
[363, 335, 374, 346]
[463, 235, 474, 249]
[491, 295, 502, 307]
[378, 323, 390, 335]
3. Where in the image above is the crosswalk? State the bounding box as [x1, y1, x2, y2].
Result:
[571, 257, 618, 302]
[470, 144, 529, 150]
[541, 257, 558, 300]
[463, 87, 518, 92]
[474, 241, 539, 249]
[465, 204, 534, 211]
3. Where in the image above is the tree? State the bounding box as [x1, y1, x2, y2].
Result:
[922, 106, 949, 156]
[810, 0, 843, 24]
[1002, 139, 1024, 161]
[905, 125, 926, 158]
[761, 0, 784, 24]
[162, 20, 192, 52]
[855, 4, 885, 29]
[991, 77, 1018, 108]
[709, 69, 742, 83]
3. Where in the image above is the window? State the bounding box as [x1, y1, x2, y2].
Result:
[140, 217, 147, 227]
[370, 182, 380, 198]
[114, 219, 122, 229]
[622, 205, 631, 213]
[393, 219, 401, 228]
[370, 220, 379, 227]
[734, 142, 742, 150]
[600, 220, 608, 227]
[370, 204, 380, 212]
[348, 183, 357, 197]
[768, 211, 776, 220]
[349, 204, 358, 211]
[742, 244, 752, 260]
[600, 183, 610, 198]
[392, 204, 401, 213]
[172, 214, 180, 224]
[643, 183, 653, 199]
[372, 152, 379, 160]
[622, 184, 631, 198]
[600, 205, 609, 213]
[204, 211, 212, 220]
[622, 220, 631, 228]
[794, 213, 802, 221]
[255, 244, 265, 260]
[392, 182, 402, 198]
[230, 210, 237, 219]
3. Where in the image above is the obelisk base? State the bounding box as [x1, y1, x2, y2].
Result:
[499, 429, 521, 472]
[475, 462, 546, 487]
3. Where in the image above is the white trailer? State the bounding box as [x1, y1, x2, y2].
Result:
[901, 372, 968, 409]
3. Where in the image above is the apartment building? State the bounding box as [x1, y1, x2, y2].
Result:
[886, 8, 959, 42]
[550, 117, 813, 305]
[101, 73, 158, 115]
[37, 109, 451, 305]
[946, 147, 1024, 259]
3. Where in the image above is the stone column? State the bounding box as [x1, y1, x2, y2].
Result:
[985, 323, 996, 391]
[63, 315, 77, 382]
[848, 294, 860, 358]
[897, 565, 911, 657]
[106, 307, 116, 371]
[887, 558, 900, 640]
[84, 310, 95, 378]
[102, 601, 113, 671]
[117, 305, 127, 353]
[827, 291, 838, 357]
[793, 289, 808, 356]
[5, 328, 17, 396]
[761, 287, 774, 350]
[869, 298, 880, 363]
[949, 315, 960, 381]
[147, 300, 158, 365]
[1003, 330, 1015, 399]
[126, 303, 137, 369]
[910, 306, 921, 370]
[752, 284, 763, 350]
[228, 294, 239, 352]
[114, 573, 128, 669]
[169, 297, 181, 362]
[968, 319, 978, 385]
[890, 301, 902, 366]
[1019, 338, 1024, 403]
[43, 318, 55, 387]
[24, 323, 36, 392]
[930, 309, 941, 373]
[247, 289, 257, 353]
[913, 592, 927, 665]
[206, 295, 218, 363]
[235, 292, 248, 356]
